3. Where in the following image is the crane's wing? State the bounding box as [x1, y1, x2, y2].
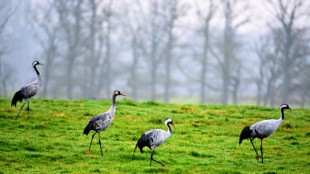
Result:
[83, 112, 110, 135]
[136, 130, 156, 152]
[21, 83, 40, 98]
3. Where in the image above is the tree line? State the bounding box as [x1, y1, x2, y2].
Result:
[0, 0, 309, 107]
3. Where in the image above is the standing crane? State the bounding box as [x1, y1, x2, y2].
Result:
[11, 61, 43, 118]
[239, 104, 293, 163]
[83, 90, 125, 156]
[134, 118, 175, 167]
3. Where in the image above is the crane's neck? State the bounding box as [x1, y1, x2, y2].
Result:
[34, 64, 40, 76]
[34, 64, 41, 84]
[280, 108, 285, 120]
[109, 94, 117, 114]
[167, 123, 172, 135]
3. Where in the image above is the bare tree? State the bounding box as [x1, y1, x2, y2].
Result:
[267, 0, 305, 103]
[31, 1, 59, 98]
[83, 0, 104, 99]
[95, 0, 114, 99]
[162, 0, 187, 103]
[121, 1, 144, 101]
[210, 0, 249, 105]
[139, 0, 167, 101]
[0, 0, 19, 97]
[56, 0, 84, 99]
[196, 0, 216, 104]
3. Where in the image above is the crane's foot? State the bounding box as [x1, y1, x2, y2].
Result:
[256, 154, 259, 161]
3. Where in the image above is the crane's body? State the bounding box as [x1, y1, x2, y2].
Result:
[11, 61, 43, 118]
[83, 90, 125, 156]
[239, 104, 293, 163]
[83, 106, 116, 135]
[134, 118, 174, 167]
[250, 119, 283, 139]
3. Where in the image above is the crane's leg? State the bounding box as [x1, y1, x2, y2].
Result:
[87, 132, 97, 154]
[150, 150, 166, 167]
[98, 132, 103, 156]
[132, 143, 138, 158]
[260, 139, 263, 163]
[27, 100, 30, 114]
[16, 98, 29, 118]
[250, 139, 259, 161]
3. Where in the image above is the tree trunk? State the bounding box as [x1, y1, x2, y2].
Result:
[221, 0, 233, 105]
[130, 37, 138, 101]
[105, 19, 111, 98]
[164, 29, 173, 103]
[200, 24, 209, 104]
[67, 55, 74, 99]
[89, 0, 97, 98]
[282, 30, 292, 103]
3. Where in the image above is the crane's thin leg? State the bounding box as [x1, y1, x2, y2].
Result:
[250, 139, 259, 161]
[260, 139, 263, 163]
[98, 132, 103, 156]
[87, 132, 97, 154]
[132, 143, 138, 158]
[150, 150, 166, 167]
[27, 100, 30, 114]
[16, 99, 29, 118]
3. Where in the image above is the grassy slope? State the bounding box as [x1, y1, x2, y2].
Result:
[0, 98, 309, 174]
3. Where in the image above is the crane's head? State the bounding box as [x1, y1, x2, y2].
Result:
[113, 90, 126, 96]
[165, 118, 175, 128]
[32, 61, 44, 66]
[280, 104, 293, 110]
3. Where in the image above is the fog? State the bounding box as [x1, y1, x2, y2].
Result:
[1, 0, 309, 108]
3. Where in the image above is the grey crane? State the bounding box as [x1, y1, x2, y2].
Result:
[11, 61, 43, 118]
[83, 90, 125, 156]
[239, 104, 293, 163]
[134, 118, 174, 167]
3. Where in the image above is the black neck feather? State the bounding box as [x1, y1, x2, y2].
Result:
[281, 108, 285, 120]
[33, 64, 40, 75]
[167, 123, 172, 134]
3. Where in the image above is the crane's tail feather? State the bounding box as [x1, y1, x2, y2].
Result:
[83, 123, 92, 135]
[239, 126, 252, 145]
[11, 90, 24, 107]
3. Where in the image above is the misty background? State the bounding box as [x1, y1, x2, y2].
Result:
[0, 0, 309, 108]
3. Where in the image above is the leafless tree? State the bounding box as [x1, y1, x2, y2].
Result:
[0, 0, 20, 97]
[210, 0, 249, 105]
[121, 1, 145, 101]
[55, 0, 84, 99]
[139, 0, 167, 101]
[267, 0, 306, 103]
[82, 0, 104, 99]
[31, 0, 59, 98]
[195, 0, 216, 104]
[95, 0, 114, 99]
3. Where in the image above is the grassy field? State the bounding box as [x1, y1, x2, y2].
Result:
[0, 98, 309, 173]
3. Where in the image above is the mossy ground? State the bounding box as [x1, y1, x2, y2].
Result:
[0, 98, 309, 173]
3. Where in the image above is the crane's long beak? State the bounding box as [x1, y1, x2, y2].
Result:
[120, 92, 126, 96]
[171, 123, 175, 128]
[289, 108, 294, 110]
[39, 63, 44, 65]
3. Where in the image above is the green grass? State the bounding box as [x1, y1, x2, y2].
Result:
[0, 98, 309, 173]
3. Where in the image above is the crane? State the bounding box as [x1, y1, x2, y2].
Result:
[11, 61, 43, 118]
[83, 90, 125, 156]
[134, 118, 174, 167]
[239, 104, 293, 163]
